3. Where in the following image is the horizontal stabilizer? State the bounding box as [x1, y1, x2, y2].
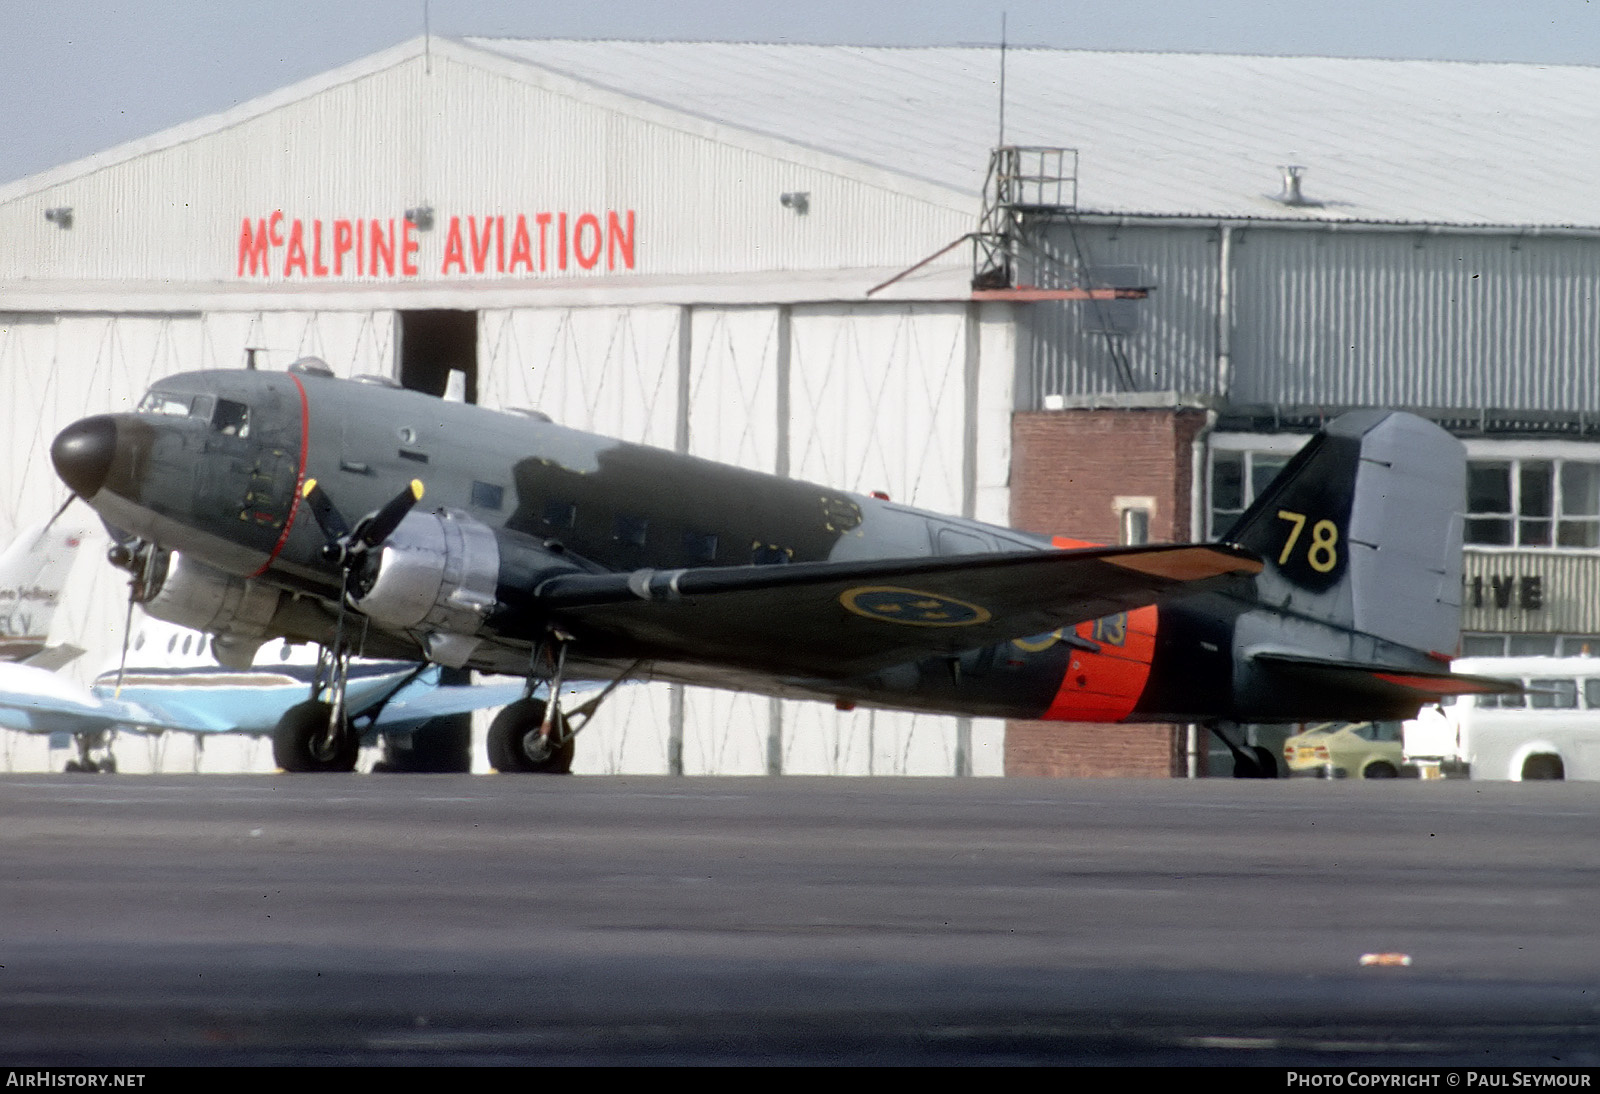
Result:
[1250, 650, 1521, 704]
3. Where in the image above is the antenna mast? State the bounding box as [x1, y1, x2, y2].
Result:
[998, 13, 1007, 149]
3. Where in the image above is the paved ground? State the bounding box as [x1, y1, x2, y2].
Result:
[1, 775, 1597, 1064]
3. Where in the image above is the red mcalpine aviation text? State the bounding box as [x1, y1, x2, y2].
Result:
[237, 211, 637, 278]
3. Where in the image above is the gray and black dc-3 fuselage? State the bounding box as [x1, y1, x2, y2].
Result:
[49, 361, 1509, 773]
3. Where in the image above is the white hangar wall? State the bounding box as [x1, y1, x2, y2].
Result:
[0, 40, 971, 286]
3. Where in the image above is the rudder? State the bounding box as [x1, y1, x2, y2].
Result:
[1222, 410, 1465, 657]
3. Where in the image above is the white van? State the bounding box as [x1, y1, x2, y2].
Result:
[1404, 656, 1600, 780]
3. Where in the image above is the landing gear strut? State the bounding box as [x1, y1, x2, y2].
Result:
[488, 633, 638, 774]
[272, 641, 362, 772]
[274, 477, 427, 773]
[1207, 720, 1280, 779]
[63, 730, 116, 773]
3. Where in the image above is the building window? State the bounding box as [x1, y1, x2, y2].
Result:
[1466, 458, 1600, 548]
[1113, 499, 1152, 543]
[1208, 446, 1297, 538]
[1461, 632, 1600, 657]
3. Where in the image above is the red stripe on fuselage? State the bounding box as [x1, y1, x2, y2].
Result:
[1039, 534, 1158, 723]
[251, 372, 310, 578]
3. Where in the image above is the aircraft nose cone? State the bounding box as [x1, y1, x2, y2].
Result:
[51, 416, 118, 498]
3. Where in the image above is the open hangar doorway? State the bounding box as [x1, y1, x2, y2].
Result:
[398, 309, 478, 404]
[379, 309, 480, 772]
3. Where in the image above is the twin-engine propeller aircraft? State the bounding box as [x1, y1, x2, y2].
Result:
[48, 359, 1510, 775]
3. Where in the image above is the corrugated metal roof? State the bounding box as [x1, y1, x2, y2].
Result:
[470, 38, 1600, 229]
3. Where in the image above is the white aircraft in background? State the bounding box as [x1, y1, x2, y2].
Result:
[0, 520, 89, 670]
[0, 615, 527, 773]
[0, 522, 524, 772]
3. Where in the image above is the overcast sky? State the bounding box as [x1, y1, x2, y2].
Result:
[4, 1, 1600, 185]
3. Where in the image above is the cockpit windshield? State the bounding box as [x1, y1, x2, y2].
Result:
[136, 390, 197, 417]
[136, 390, 248, 437]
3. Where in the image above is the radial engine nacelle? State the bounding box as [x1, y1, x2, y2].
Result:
[349, 509, 501, 668]
[138, 550, 282, 669]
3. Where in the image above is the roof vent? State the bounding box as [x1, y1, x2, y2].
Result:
[1273, 165, 1322, 208]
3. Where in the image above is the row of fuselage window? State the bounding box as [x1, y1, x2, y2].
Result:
[537, 498, 793, 566]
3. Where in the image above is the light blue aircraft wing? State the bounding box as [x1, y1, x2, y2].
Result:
[0, 663, 224, 736]
[366, 678, 527, 729]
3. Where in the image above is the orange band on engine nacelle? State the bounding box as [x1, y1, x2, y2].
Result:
[1042, 536, 1157, 722]
[1039, 604, 1158, 723]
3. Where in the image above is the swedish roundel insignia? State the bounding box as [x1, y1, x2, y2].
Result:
[839, 586, 993, 627]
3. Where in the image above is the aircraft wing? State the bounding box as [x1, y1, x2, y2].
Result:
[532, 542, 1260, 679]
[0, 661, 528, 739]
[0, 663, 223, 737]
[365, 678, 527, 729]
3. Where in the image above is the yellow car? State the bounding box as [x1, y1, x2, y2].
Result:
[1282, 721, 1408, 779]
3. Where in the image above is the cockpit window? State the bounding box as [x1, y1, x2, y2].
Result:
[137, 391, 219, 422]
[212, 398, 251, 438]
[137, 391, 194, 417]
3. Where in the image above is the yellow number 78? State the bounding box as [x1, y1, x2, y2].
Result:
[1275, 509, 1339, 573]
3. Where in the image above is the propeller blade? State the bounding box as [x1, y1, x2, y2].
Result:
[114, 579, 136, 698]
[355, 479, 425, 550]
[42, 494, 76, 535]
[300, 478, 351, 543]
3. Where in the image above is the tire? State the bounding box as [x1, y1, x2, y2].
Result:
[487, 698, 574, 774]
[273, 700, 358, 773]
[1232, 744, 1280, 779]
[1362, 761, 1399, 779]
[1521, 754, 1565, 781]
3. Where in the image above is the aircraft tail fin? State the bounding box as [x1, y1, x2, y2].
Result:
[0, 522, 89, 663]
[1222, 410, 1465, 658]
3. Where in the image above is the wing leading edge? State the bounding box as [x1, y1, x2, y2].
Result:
[531, 542, 1262, 679]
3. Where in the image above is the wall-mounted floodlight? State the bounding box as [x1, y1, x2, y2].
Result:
[779, 192, 810, 215]
[404, 205, 435, 230]
[44, 207, 73, 229]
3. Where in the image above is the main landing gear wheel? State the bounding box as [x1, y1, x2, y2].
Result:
[273, 700, 358, 773]
[488, 698, 575, 774]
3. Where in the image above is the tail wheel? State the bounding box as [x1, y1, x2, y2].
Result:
[273, 700, 358, 773]
[1362, 761, 1399, 779]
[488, 698, 575, 774]
[1249, 744, 1280, 779]
[1231, 744, 1280, 779]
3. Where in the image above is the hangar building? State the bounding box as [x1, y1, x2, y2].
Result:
[4, 38, 1600, 775]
